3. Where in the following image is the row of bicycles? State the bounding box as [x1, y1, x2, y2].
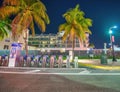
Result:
[0, 54, 70, 68]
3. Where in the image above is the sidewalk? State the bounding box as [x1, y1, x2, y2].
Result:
[78, 59, 120, 70]
[78, 59, 120, 65]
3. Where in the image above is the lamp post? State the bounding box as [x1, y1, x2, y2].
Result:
[109, 26, 117, 62]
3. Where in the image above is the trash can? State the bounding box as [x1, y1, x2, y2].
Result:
[100, 54, 107, 65]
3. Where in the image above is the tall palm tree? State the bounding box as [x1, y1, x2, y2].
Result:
[59, 4, 92, 61]
[0, 19, 11, 40]
[0, 0, 50, 38]
[0, 0, 50, 55]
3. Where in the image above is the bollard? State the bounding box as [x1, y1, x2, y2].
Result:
[58, 55, 63, 68]
[34, 56, 39, 67]
[5, 56, 9, 66]
[2, 55, 6, 66]
[74, 56, 78, 68]
[42, 55, 47, 68]
[27, 56, 31, 67]
[38, 55, 42, 67]
[66, 56, 70, 68]
[0, 56, 2, 66]
[50, 55, 55, 68]
[20, 56, 24, 67]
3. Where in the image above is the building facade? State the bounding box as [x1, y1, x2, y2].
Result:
[28, 32, 89, 51]
[0, 31, 90, 51]
[0, 29, 29, 50]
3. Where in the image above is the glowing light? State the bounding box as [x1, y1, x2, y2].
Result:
[113, 25, 117, 28]
[109, 30, 112, 34]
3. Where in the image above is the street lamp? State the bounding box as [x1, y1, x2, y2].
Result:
[109, 26, 117, 62]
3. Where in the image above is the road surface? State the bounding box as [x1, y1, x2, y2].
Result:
[0, 67, 120, 92]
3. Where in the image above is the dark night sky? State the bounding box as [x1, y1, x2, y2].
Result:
[0, 0, 120, 49]
[41, 0, 120, 49]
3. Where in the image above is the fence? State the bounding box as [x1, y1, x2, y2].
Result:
[0, 49, 120, 58]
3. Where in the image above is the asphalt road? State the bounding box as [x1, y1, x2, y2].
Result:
[0, 67, 120, 92]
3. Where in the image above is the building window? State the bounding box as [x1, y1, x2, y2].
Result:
[4, 45, 9, 49]
[5, 39, 10, 42]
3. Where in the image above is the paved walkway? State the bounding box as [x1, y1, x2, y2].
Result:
[78, 59, 120, 66]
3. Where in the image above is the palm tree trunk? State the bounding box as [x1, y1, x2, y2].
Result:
[24, 30, 28, 56]
[72, 38, 75, 62]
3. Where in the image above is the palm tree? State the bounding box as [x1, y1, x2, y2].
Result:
[0, 0, 50, 55]
[0, 19, 11, 40]
[59, 4, 92, 61]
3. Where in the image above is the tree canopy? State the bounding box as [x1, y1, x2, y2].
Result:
[0, 0, 50, 40]
[59, 4, 92, 43]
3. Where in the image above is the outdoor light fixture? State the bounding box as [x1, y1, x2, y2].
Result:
[109, 26, 117, 62]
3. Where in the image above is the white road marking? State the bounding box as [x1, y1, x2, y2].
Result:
[0, 71, 120, 75]
[24, 70, 41, 73]
[79, 70, 91, 74]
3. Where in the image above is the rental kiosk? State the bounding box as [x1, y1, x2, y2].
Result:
[8, 43, 21, 67]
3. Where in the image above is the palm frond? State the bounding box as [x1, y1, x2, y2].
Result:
[0, 32, 4, 40]
[3, 0, 20, 6]
[62, 25, 71, 41]
[43, 13, 50, 24]
[0, 6, 20, 19]
[85, 18, 92, 27]
[29, 19, 35, 36]
[84, 28, 92, 34]
[62, 31, 69, 41]
[30, 1, 46, 11]
[1, 27, 8, 36]
[0, 27, 8, 40]
[30, 2, 50, 24]
[23, 0, 39, 6]
[58, 23, 68, 32]
[0, 18, 11, 40]
[32, 12, 46, 32]
[64, 14, 72, 23]
[20, 11, 32, 29]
